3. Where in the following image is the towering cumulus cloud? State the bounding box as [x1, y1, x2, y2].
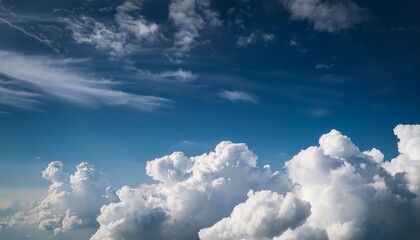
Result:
[1, 161, 115, 234]
[1, 125, 420, 239]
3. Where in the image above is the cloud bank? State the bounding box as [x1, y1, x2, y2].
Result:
[2, 124, 420, 239]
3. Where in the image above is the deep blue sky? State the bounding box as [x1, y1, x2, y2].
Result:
[0, 0, 419, 189]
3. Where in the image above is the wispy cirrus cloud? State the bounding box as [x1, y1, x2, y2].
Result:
[132, 68, 197, 83]
[0, 51, 170, 111]
[219, 90, 257, 104]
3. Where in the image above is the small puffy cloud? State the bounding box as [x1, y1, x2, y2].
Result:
[219, 90, 257, 103]
[1, 161, 116, 235]
[262, 33, 276, 43]
[280, 0, 365, 32]
[199, 191, 310, 240]
[236, 32, 259, 46]
[237, 32, 276, 47]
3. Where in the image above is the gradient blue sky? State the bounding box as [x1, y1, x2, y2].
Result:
[0, 0, 419, 196]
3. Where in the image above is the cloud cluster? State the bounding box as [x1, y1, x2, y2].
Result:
[2, 124, 420, 239]
[1, 161, 116, 235]
[280, 0, 365, 32]
[0, 51, 170, 110]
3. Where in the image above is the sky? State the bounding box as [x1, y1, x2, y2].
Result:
[0, 0, 420, 239]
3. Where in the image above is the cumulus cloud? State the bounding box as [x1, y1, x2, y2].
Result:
[219, 90, 257, 103]
[63, 1, 159, 56]
[383, 124, 420, 196]
[91, 141, 290, 239]
[199, 191, 311, 240]
[0, 51, 170, 110]
[3, 125, 420, 239]
[280, 0, 365, 32]
[168, 0, 222, 58]
[1, 161, 116, 235]
[281, 128, 419, 240]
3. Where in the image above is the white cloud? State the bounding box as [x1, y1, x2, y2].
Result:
[3, 125, 420, 239]
[280, 0, 365, 32]
[383, 124, 420, 196]
[315, 63, 335, 69]
[236, 32, 276, 47]
[219, 90, 257, 103]
[281, 128, 419, 240]
[168, 0, 222, 58]
[134, 68, 197, 83]
[91, 141, 290, 239]
[199, 191, 311, 240]
[262, 33, 276, 43]
[236, 32, 259, 46]
[0, 17, 58, 53]
[1, 161, 116, 235]
[63, 1, 159, 56]
[0, 51, 170, 110]
[63, 16, 129, 56]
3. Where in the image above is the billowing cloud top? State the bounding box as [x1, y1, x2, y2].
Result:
[2, 124, 420, 239]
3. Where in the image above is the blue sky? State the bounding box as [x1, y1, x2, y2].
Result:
[0, 0, 420, 239]
[0, 1, 420, 238]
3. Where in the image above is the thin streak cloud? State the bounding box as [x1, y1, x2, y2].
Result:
[0, 51, 171, 111]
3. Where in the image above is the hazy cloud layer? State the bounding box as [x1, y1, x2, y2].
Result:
[2, 125, 420, 239]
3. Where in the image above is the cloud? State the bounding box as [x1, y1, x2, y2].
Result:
[1, 161, 116, 235]
[3, 125, 420, 239]
[236, 32, 259, 47]
[0, 51, 170, 110]
[167, 0, 222, 59]
[91, 141, 290, 239]
[199, 191, 311, 240]
[280, 0, 365, 32]
[315, 64, 335, 69]
[0, 16, 58, 53]
[218, 90, 257, 103]
[236, 32, 276, 47]
[63, 1, 159, 56]
[281, 128, 419, 240]
[158, 69, 196, 82]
